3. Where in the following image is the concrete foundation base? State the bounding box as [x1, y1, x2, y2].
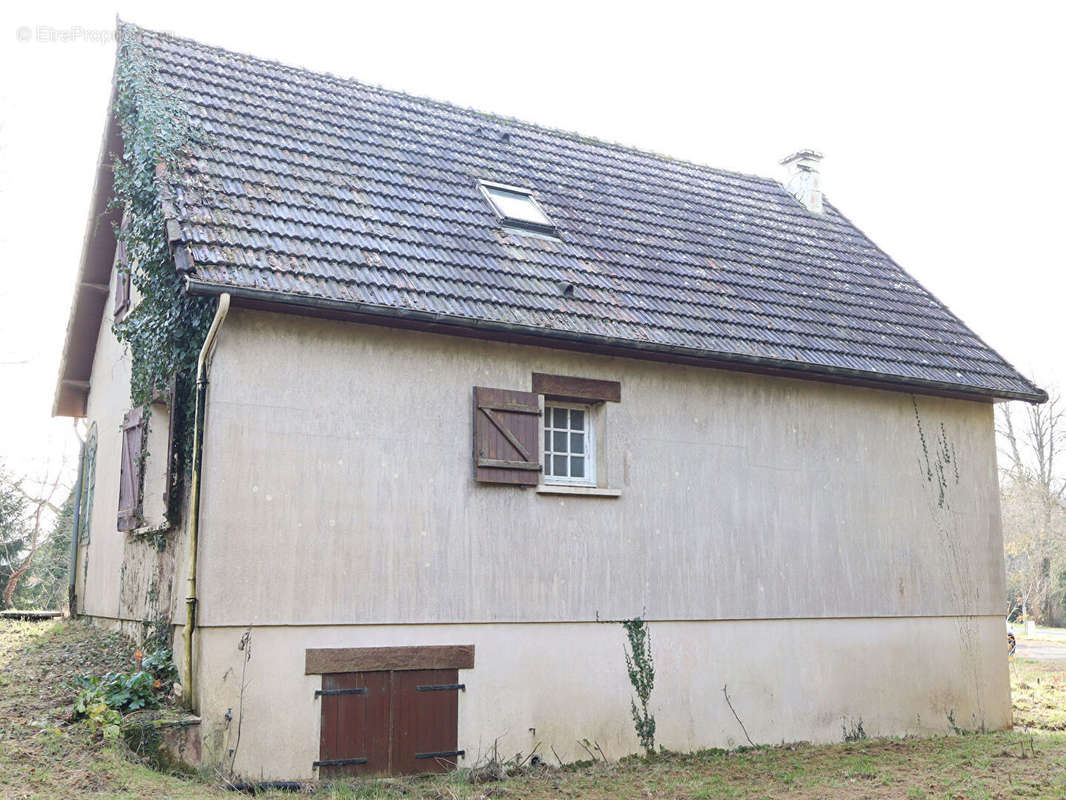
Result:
[121, 710, 202, 773]
[181, 614, 1010, 780]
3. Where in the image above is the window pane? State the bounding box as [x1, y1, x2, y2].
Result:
[553, 431, 568, 452]
[553, 455, 567, 476]
[484, 186, 552, 226]
[544, 430, 550, 452]
[570, 409, 585, 430]
[570, 432, 584, 454]
[571, 457, 584, 478]
[543, 455, 553, 476]
[553, 407, 568, 428]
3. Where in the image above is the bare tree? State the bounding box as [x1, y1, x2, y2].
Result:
[997, 388, 1066, 623]
[0, 461, 68, 608]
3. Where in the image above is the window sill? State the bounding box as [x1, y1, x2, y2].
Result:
[128, 518, 176, 538]
[536, 485, 621, 498]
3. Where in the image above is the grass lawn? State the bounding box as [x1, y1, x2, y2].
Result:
[3, 619, 1066, 799]
[1009, 624, 1066, 644]
[1011, 658, 1066, 731]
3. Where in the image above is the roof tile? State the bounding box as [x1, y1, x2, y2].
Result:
[131, 25, 1043, 401]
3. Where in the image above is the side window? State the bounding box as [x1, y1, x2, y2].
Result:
[543, 403, 594, 486]
[78, 423, 98, 544]
[117, 407, 145, 531]
[471, 376, 621, 490]
[531, 373, 621, 491]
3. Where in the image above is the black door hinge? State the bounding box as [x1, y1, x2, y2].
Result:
[315, 687, 369, 698]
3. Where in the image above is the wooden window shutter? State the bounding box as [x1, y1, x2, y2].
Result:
[390, 669, 461, 773]
[114, 216, 131, 320]
[117, 406, 145, 531]
[473, 387, 541, 485]
[316, 669, 462, 776]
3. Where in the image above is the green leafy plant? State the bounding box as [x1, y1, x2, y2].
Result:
[111, 24, 215, 470]
[139, 618, 178, 691]
[622, 617, 656, 753]
[71, 621, 177, 736]
[73, 669, 158, 715]
[105, 670, 158, 712]
[72, 679, 122, 740]
[141, 645, 177, 690]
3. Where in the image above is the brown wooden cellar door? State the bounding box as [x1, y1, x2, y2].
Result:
[316, 669, 462, 777]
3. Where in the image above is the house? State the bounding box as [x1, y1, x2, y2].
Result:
[54, 23, 1045, 780]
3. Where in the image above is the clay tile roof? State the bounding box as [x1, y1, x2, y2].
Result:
[129, 24, 1045, 402]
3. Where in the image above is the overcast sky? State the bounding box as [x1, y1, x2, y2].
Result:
[1, 0, 1063, 484]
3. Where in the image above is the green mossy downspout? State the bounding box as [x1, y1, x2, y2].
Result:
[182, 293, 230, 711]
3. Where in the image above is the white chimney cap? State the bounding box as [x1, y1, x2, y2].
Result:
[780, 150, 824, 170]
[780, 150, 824, 214]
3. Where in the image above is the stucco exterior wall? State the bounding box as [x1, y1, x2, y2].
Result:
[196, 309, 1005, 627]
[78, 302, 1012, 777]
[197, 616, 1010, 780]
[75, 262, 182, 628]
[181, 308, 1011, 776]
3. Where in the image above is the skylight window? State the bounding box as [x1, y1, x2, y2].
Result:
[479, 181, 557, 236]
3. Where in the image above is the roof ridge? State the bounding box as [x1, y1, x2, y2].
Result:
[122, 20, 783, 189]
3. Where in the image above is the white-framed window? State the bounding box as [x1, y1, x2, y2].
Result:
[542, 402, 595, 486]
[478, 180, 557, 236]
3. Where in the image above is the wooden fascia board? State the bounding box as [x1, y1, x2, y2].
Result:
[187, 281, 1041, 405]
[52, 84, 121, 418]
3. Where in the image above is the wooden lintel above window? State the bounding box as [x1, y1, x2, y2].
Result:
[305, 644, 475, 675]
[532, 373, 620, 403]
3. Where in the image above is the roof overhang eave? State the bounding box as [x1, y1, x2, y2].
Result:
[184, 278, 1048, 405]
[52, 87, 122, 418]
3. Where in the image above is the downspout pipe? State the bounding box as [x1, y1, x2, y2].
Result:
[183, 292, 230, 711]
[67, 429, 86, 617]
